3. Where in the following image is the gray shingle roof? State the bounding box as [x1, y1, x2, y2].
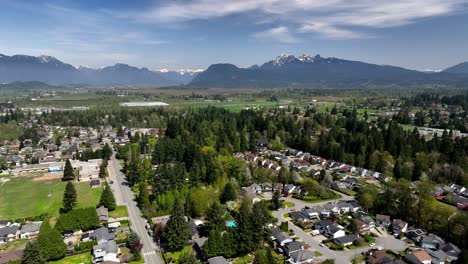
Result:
[289, 250, 315, 262]
[207, 256, 229, 264]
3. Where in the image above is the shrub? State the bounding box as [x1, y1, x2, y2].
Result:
[363, 234, 375, 243]
[55, 208, 100, 234]
[74, 241, 97, 253]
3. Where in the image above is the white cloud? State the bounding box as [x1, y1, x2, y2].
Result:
[299, 23, 364, 39]
[132, 0, 468, 39]
[254, 26, 299, 43]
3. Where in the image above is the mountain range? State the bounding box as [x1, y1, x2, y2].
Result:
[189, 54, 468, 88]
[1, 53, 468, 88]
[0, 53, 200, 86]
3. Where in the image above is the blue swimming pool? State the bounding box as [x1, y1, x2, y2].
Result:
[226, 220, 237, 228]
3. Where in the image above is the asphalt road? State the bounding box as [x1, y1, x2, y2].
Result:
[105, 139, 163, 264]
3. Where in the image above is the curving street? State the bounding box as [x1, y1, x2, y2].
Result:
[270, 193, 407, 263]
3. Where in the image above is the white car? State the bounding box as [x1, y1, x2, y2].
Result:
[369, 243, 375, 247]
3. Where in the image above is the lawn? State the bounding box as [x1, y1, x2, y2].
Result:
[49, 253, 93, 264]
[109, 205, 128, 218]
[233, 255, 253, 264]
[165, 245, 193, 262]
[283, 201, 295, 208]
[0, 239, 27, 251]
[0, 177, 102, 220]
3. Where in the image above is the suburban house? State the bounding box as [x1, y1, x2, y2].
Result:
[334, 234, 357, 247]
[283, 184, 296, 196]
[207, 256, 230, 264]
[441, 243, 461, 262]
[426, 249, 449, 264]
[283, 241, 303, 256]
[271, 228, 293, 246]
[366, 250, 405, 264]
[352, 219, 370, 235]
[260, 182, 272, 192]
[420, 234, 444, 250]
[360, 216, 375, 228]
[188, 220, 203, 241]
[19, 221, 42, 239]
[289, 211, 309, 223]
[93, 240, 119, 263]
[301, 208, 320, 220]
[91, 227, 115, 245]
[347, 200, 362, 212]
[376, 214, 391, 227]
[406, 228, 425, 243]
[392, 219, 408, 235]
[449, 184, 466, 194]
[405, 250, 432, 264]
[315, 220, 345, 238]
[0, 224, 20, 243]
[336, 201, 351, 214]
[289, 250, 315, 264]
[96, 206, 109, 223]
[323, 203, 340, 215]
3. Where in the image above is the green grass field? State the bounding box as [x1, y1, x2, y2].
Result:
[49, 253, 93, 264]
[0, 178, 102, 220]
[109, 205, 128, 218]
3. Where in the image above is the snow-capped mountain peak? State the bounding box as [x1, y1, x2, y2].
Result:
[38, 55, 58, 63]
[77, 65, 92, 70]
[298, 54, 322, 62]
[273, 54, 297, 65]
[176, 69, 204, 75]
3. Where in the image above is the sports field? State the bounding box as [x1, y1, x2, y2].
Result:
[0, 177, 102, 220]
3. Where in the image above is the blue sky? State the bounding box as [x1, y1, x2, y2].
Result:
[1, 0, 468, 71]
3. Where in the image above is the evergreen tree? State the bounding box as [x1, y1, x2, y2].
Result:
[220, 182, 237, 204]
[235, 199, 254, 254]
[99, 159, 108, 178]
[62, 182, 77, 213]
[102, 143, 112, 160]
[184, 192, 193, 218]
[206, 202, 225, 231]
[62, 159, 75, 181]
[22, 241, 46, 264]
[203, 228, 225, 258]
[137, 182, 151, 210]
[271, 190, 281, 210]
[37, 221, 67, 261]
[99, 182, 116, 211]
[251, 201, 270, 246]
[164, 199, 189, 251]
